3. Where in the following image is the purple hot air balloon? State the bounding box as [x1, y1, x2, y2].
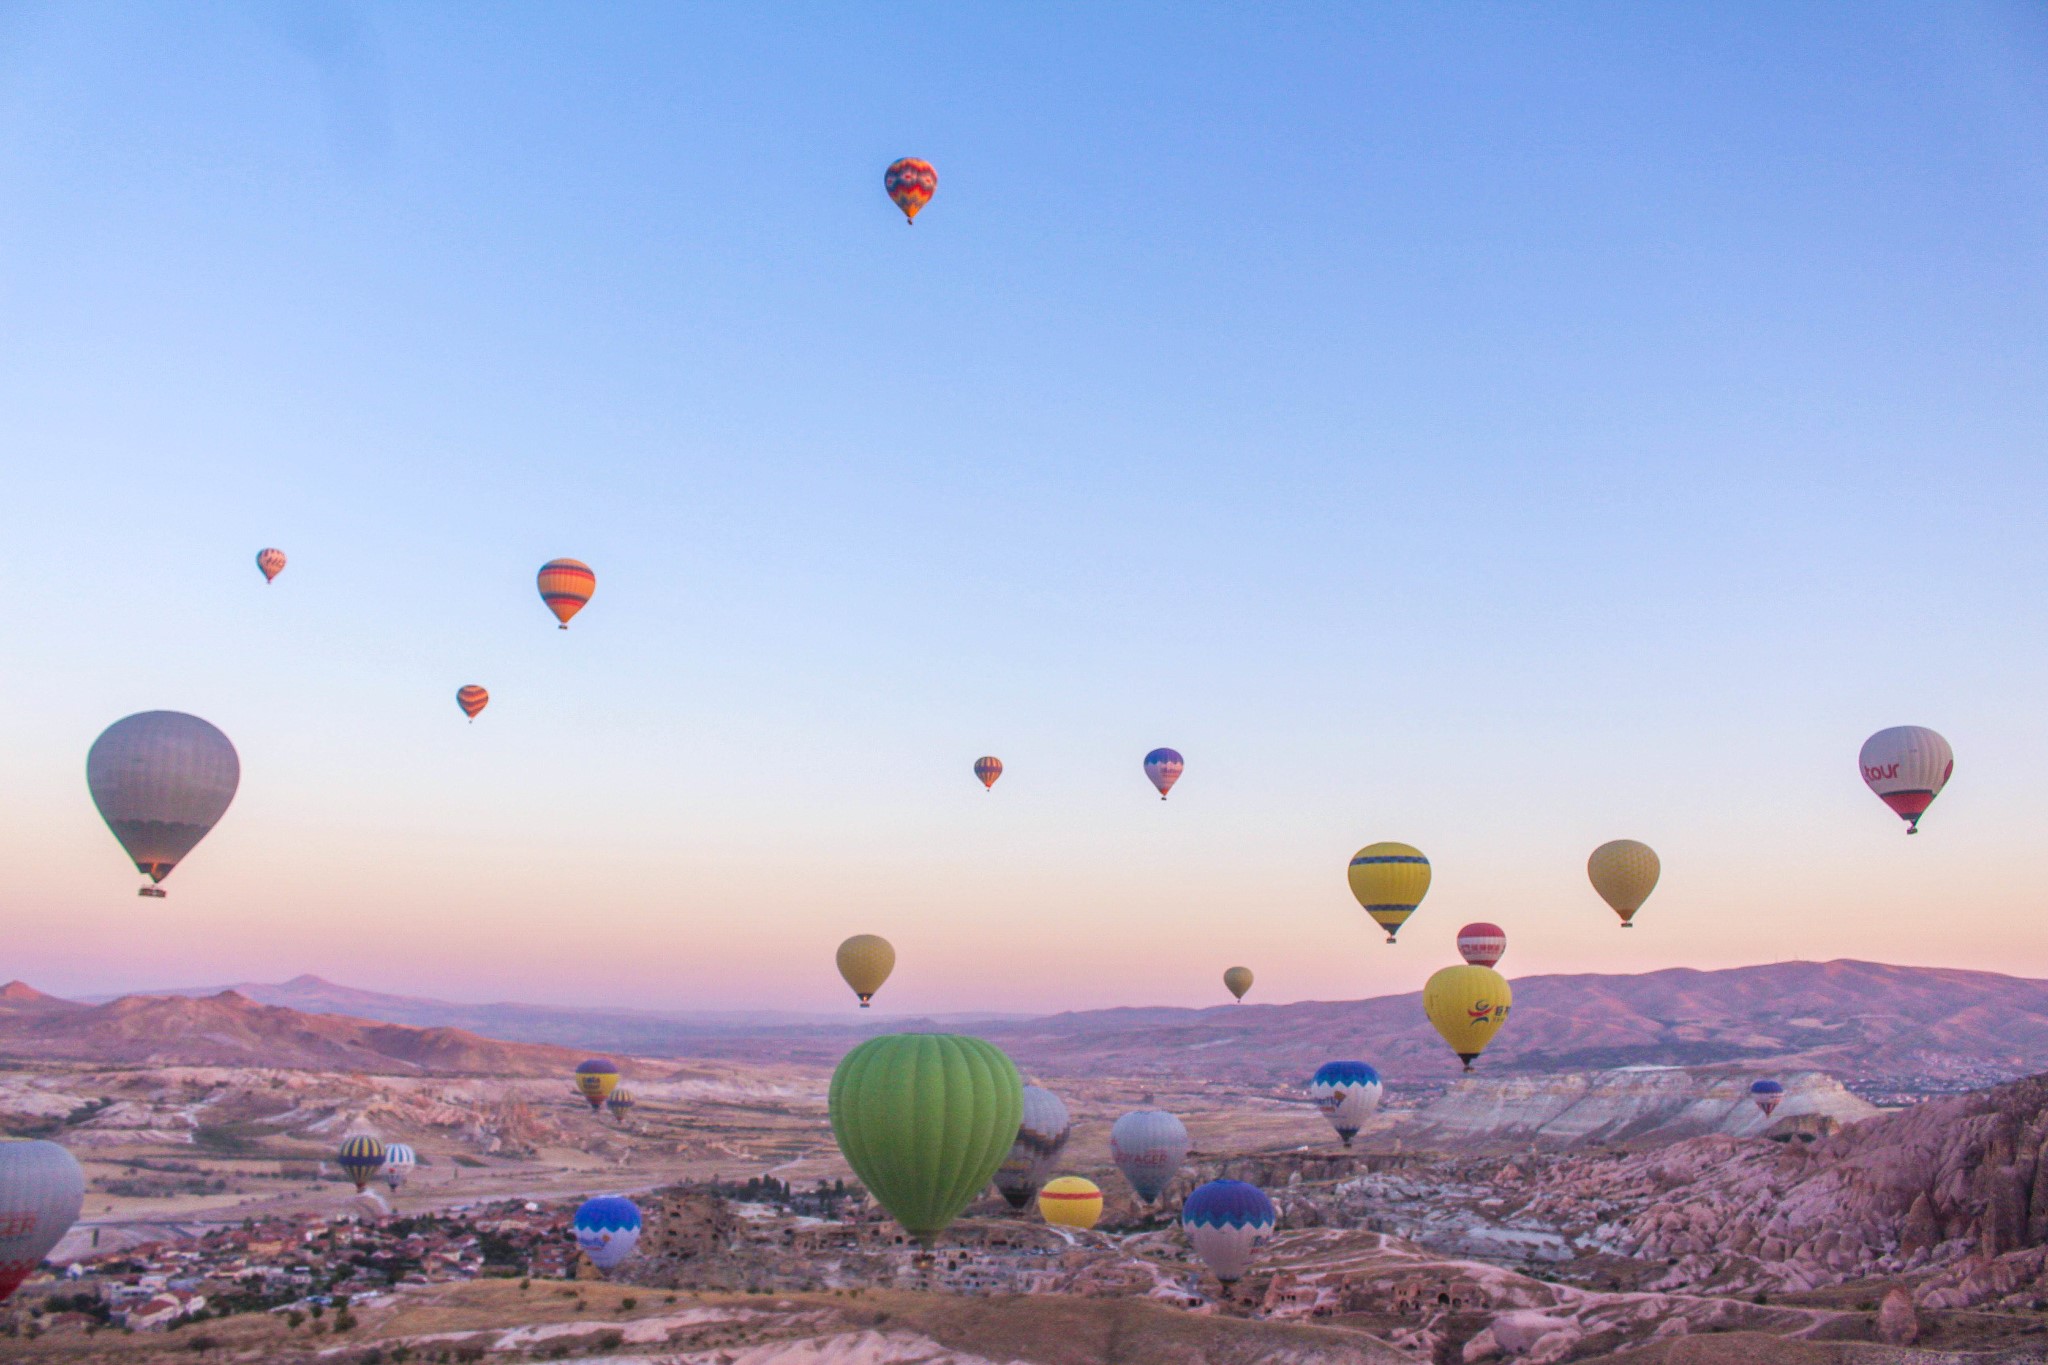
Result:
[1144, 748, 1183, 800]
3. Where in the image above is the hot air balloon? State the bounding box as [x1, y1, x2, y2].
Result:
[1750, 1079, 1784, 1119]
[973, 756, 1003, 791]
[1110, 1109, 1189, 1204]
[87, 712, 240, 898]
[1588, 840, 1660, 927]
[884, 157, 936, 223]
[0, 1140, 85, 1304]
[1223, 967, 1253, 1003]
[574, 1059, 620, 1113]
[336, 1135, 385, 1193]
[1308, 1061, 1382, 1147]
[1424, 965, 1512, 1071]
[1457, 922, 1506, 968]
[537, 558, 595, 629]
[1860, 726, 1954, 834]
[1144, 748, 1184, 800]
[1181, 1179, 1276, 1287]
[255, 548, 286, 583]
[828, 1034, 1023, 1246]
[992, 1085, 1072, 1212]
[573, 1196, 642, 1274]
[1037, 1175, 1103, 1230]
[382, 1143, 416, 1192]
[606, 1088, 636, 1124]
[836, 934, 896, 1008]
[456, 685, 489, 721]
[1347, 842, 1430, 943]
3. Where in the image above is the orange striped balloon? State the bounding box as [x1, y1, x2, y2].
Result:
[537, 558, 595, 629]
[256, 548, 286, 583]
[456, 685, 489, 721]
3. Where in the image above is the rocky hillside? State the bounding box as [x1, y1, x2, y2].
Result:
[1509, 1070, 2048, 1311]
[0, 989, 620, 1075]
[1401, 1066, 1877, 1148]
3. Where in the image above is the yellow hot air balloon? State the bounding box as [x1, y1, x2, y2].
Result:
[836, 934, 896, 1008]
[1037, 1175, 1103, 1230]
[1423, 965, 1512, 1071]
[1588, 839, 1660, 927]
[1347, 842, 1431, 943]
[1222, 966, 1253, 1002]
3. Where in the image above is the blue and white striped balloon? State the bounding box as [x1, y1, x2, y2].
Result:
[1181, 1179, 1276, 1284]
[1308, 1061, 1382, 1147]
[573, 1196, 642, 1274]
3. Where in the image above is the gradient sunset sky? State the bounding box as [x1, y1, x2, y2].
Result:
[2, 4, 2044, 1014]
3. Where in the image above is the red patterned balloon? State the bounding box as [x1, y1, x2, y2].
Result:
[973, 756, 1003, 791]
[885, 158, 936, 223]
[256, 548, 286, 583]
[1457, 922, 1506, 968]
[456, 685, 489, 721]
[537, 558, 595, 629]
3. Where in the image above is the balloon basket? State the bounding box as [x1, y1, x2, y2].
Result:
[139, 886, 166, 898]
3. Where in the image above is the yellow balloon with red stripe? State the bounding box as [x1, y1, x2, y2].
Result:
[537, 558, 595, 629]
[1347, 842, 1431, 943]
[1036, 1175, 1103, 1230]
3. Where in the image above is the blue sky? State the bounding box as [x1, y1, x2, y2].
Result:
[1, 3, 2044, 1012]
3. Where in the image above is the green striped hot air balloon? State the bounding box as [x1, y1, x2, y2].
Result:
[829, 1034, 1022, 1246]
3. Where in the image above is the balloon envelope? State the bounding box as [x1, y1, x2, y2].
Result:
[1308, 1061, 1382, 1146]
[382, 1143, 416, 1191]
[836, 934, 896, 1007]
[1860, 726, 1953, 833]
[255, 548, 286, 583]
[0, 1140, 84, 1304]
[1423, 965, 1512, 1071]
[1037, 1175, 1103, 1230]
[1111, 1109, 1189, 1204]
[1181, 1179, 1276, 1284]
[1223, 966, 1253, 1002]
[884, 157, 937, 221]
[574, 1059, 620, 1112]
[1144, 748, 1184, 799]
[829, 1034, 1023, 1245]
[1457, 922, 1506, 968]
[1588, 840, 1660, 926]
[573, 1196, 643, 1273]
[606, 1088, 636, 1122]
[973, 756, 1003, 790]
[537, 558, 595, 628]
[992, 1085, 1072, 1211]
[87, 712, 240, 892]
[1348, 842, 1430, 942]
[456, 685, 489, 720]
[337, 1135, 385, 1193]
[1751, 1079, 1785, 1118]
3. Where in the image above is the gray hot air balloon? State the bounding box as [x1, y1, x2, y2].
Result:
[86, 712, 239, 897]
[0, 1140, 86, 1304]
[991, 1084, 1072, 1211]
[1110, 1109, 1189, 1205]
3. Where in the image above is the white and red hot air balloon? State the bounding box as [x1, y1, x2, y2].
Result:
[1859, 726, 1953, 834]
[0, 1140, 85, 1303]
[1456, 922, 1506, 968]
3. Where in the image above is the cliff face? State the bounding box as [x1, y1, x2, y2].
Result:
[1402, 1067, 1877, 1149]
[1516, 1073, 2048, 1308]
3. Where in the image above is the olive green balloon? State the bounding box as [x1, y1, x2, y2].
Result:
[829, 1033, 1023, 1245]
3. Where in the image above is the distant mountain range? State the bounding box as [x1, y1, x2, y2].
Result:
[0, 984, 607, 1075]
[15, 961, 2048, 1093]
